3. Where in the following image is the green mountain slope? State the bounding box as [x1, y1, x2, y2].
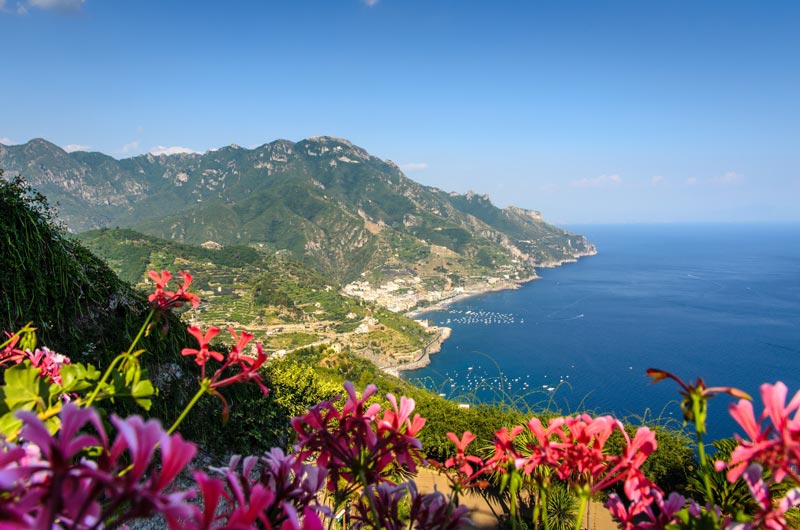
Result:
[2, 137, 595, 285]
[78, 227, 436, 366]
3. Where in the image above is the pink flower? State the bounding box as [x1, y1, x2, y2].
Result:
[444, 431, 483, 476]
[725, 382, 800, 484]
[191, 449, 326, 530]
[26, 346, 71, 385]
[732, 464, 800, 530]
[486, 425, 524, 471]
[6, 404, 198, 529]
[381, 393, 426, 437]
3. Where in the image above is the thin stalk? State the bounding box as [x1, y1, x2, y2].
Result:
[540, 486, 549, 530]
[125, 309, 154, 356]
[574, 493, 589, 530]
[84, 354, 126, 407]
[692, 398, 714, 503]
[359, 471, 381, 528]
[84, 309, 154, 407]
[168, 379, 210, 435]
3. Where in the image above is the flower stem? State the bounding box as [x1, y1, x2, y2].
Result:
[692, 397, 714, 503]
[359, 471, 381, 527]
[126, 309, 154, 356]
[84, 309, 155, 408]
[168, 379, 210, 435]
[84, 354, 125, 407]
[575, 492, 589, 530]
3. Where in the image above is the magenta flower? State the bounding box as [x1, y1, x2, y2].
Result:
[26, 346, 71, 385]
[725, 464, 800, 530]
[292, 382, 426, 494]
[407, 481, 472, 530]
[191, 449, 326, 530]
[3, 404, 199, 529]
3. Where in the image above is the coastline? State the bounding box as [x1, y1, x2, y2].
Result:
[387, 248, 598, 376]
[405, 275, 538, 319]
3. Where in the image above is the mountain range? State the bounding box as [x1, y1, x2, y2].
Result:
[0, 137, 595, 285]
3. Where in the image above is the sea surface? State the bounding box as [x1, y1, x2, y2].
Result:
[407, 224, 800, 442]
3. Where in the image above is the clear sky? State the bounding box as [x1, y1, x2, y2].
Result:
[1, 0, 798, 224]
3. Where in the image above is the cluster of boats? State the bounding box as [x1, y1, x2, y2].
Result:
[442, 309, 524, 325]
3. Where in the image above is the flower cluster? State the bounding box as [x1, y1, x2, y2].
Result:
[713, 382, 800, 530]
[148, 269, 201, 311]
[291, 381, 426, 494]
[0, 383, 465, 530]
[1, 404, 197, 529]
[8, 264, 800, 530]
[351, 482, 471, 530]
[0, 342, 71, 385]
[192, 449, 327, 530]
[437, 412, 661, 529]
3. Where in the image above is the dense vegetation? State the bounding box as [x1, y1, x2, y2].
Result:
[78, 227, 432, 363]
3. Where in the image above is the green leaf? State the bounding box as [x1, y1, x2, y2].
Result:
[106, 357, 156, 410]
[0, 362, 49, 412]
[0, 362, 54, 439]
[50, 363, 101, 399]
[130, 379, 155, 410]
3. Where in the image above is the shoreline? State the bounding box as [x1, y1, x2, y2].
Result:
[405, 275, 538, 319]
[388, 249, 598, 376]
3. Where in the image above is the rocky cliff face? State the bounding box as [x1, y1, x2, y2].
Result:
[1, 137, 596, 283]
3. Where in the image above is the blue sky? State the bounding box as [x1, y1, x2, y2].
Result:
[1, 0, 798, 224]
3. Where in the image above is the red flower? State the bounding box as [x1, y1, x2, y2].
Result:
[486, 425, 524, 471]
[209, 343, 270, 396]
[182, 326, 223, 370]
[148, 269, 201, 311]
[226, 326, 255, 367]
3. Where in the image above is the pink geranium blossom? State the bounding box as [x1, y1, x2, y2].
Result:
[725, 382, 800, 484]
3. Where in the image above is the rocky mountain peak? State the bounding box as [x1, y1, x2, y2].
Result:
[464, 190, 491, 203]
[505, 205, 543, 221]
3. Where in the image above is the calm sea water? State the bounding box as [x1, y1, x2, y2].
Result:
[408, 224, 800, 442]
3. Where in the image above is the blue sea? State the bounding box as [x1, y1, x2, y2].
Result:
[408, 224, 800, 443]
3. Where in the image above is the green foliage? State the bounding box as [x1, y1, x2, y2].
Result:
[0, 174, 188, 371]
[686, 438, 758, 516]
[0, 363, 54, 436]
[545, 482, 577, 530]
[603, 424, 695, 496]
